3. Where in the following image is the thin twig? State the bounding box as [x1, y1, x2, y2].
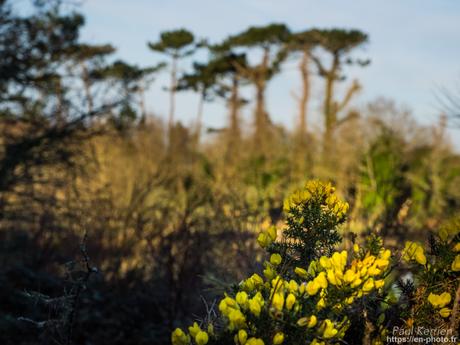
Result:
[65, 231, 97, 345]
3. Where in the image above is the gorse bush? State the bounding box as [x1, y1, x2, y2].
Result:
[398, 217, 460, 329]
[172, 181, 460, 345]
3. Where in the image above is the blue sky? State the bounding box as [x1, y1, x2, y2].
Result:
[79, 0, 460, 146]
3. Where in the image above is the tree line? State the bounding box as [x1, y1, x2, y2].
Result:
[147, 25, 369, 153]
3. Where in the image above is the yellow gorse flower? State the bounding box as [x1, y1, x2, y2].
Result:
[297, 317, 309, 327]
[288, 280, 298, 292]
[283, 180, 349, 219]
[228, 309, 246, 330]
[237, 329, 248, 345]
[345, 296, 354, 305]
[236, 291, 249, 309]
[380, 249, 391, 260]
[402, 241, 426, 265]
[297, 315, 317, 328]
[188, 322, 201, 338]
[246, 338, 265, 345]
[428, 292, 451, 309]
[286, 293, 296, 310]
[257, 232, 272, 248]
[267, 226, 277, 242]
[331, 251, 347, 272]
[439, 217, 460, 241]
[320, 256, 332, 270]
[316, 297, 326, 310]
[249, 297, 262, 317]
[315, 272, 328, 289]
[362, 278, 374, 293]
[452, 254, 460, 271]
[374, 279, 385, 289]
[322, 319, 338, 339]
[207, 324, 214, 336]
[294, 267, 308, 278]
[327, 269, 341, 286]
[270, 253, 282, 266]
[171, 328, 190, 345]
[308, 315, 318, 328]
[453, 243, 460, 252]
[439, 307, 451, 318]
[264, 264, 276, 280]
[344, 269, 357, 283]
[257, 226, 277, 249]
[311, 340, 325, 345]
[242, 274, 263, 292]
[271, 292, 285, 311]
[353, 244, 360, 253]
[273, 332, 285, 344]
[195, 331, 209, 345]
[306, 280, 320, 295]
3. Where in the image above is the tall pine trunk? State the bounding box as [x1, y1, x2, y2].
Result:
[253, 48, 270, 150]
[229, 76, 241, 142]
[194, 90, 205, 144]
[323, 54, 340, 154]
[298, 50, 310, 134]
[168, 56, 178, 137]
[226, 76, 241, 162]
[81, 62, 93, 114]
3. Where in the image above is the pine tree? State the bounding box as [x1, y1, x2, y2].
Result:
[148, 29, 198, 133]
[310, 29, 369, 153]
[223, 24, 291, 151]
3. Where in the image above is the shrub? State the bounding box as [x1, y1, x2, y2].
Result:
[171, 181, 460, 345]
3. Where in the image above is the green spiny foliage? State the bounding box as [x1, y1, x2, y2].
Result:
[267, 181, 348, 266]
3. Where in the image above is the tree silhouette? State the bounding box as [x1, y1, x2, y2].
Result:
[92, 60, 165, 128]
[208, 48, 251, 157]
[286, 29, 318, 135]
[64, 43, 116, 113]
[148, 29, 197, 134]
[223, 24, 291, 150]
[310, 29, 369, 151]
[0, 1, 133, 192]
[177, 61, 218, 140]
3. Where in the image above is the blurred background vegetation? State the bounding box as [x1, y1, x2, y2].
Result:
[1, 1, 459, 344]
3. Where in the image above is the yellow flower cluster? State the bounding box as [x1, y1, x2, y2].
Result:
[428, 292, 452, 318]
[283, 180, 349, 219]
[215, 261, 351, 344]
[401, 241, 426, 266]
[302, 248, 390, 309]
[172, 322, 210, 345]
[403, 226, 459, 323]
[437, 216, 460, 271]
[171, 180, 459, 345]
[181, 245, 389, 345]
[172, 328, 190, 345]
[257, 225, 277, 249]
[438, 216, 460, 242]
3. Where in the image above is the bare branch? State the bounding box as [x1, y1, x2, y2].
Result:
[337, 80, 361, 113]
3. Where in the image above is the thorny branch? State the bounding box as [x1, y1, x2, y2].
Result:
[17, 231, 98, 345]
[65, 231, 98, 345]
